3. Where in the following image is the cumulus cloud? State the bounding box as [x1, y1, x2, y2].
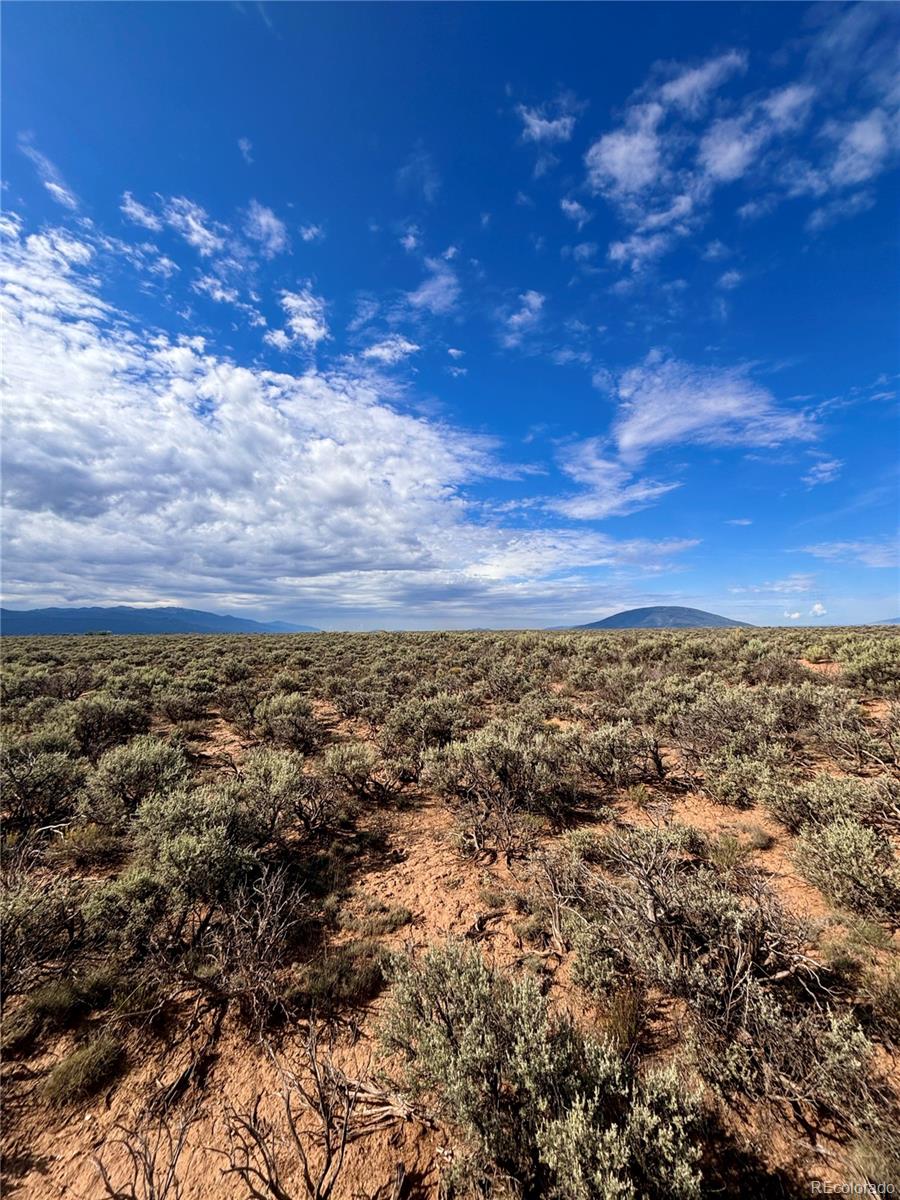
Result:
[810, 602, 827, 617]
[265, 286, 329, 349]
[586, 102, 664, 195]
[361, 335, 420, 365]
[583, 14, 898, 274]
[244, 200, 290, 258]
[718, 269, 743, 290]
[517, 102, 577, 145]
[299, 223, 325, 242]
[0, 213, 694, 626]
[501, 290, 544, 349]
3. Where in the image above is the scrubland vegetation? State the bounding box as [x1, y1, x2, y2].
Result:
[1, 626, 898, 1197]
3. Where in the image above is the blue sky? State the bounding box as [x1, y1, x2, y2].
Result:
[2, 1, 898, 629]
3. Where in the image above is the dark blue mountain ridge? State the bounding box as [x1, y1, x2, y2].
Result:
[567, 606, 750, 629]
[0, 606, 320, 635]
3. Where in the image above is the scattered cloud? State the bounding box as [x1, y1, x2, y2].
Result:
[802, 457, 843, 487]
[658, 50, 747, 115]
[238, 137, 254, 164]
[561, 198, 592, 229]
[18, 134, 78, 209]
[731, 573, 814, 594]
[717, 269, 743, 290]
[121, 191, 163, 231]
[810, 601, 827, 617]
[554, 438, 679, 519]
[726, 518, 753, 526]
[501, 290, 544, 349]
[396, 147, 441, 203]
[611, 352, 815, 462]
[407, 257, 460, 315]
[244, 200, 290, 258]
[801, 540, 899, 569]
[583, 12, 899, 275]
[193, 274, 239, 304]
[299, 223, 325, 242]
[163, 197, 226, 256]
[361, 334, 420, 365]
[265, 285, 329, 349]
[516, 95, 580, 144]
[1, 211, 698, 626]
[400, 225, 421, 252]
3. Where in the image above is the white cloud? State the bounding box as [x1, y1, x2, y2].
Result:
[801, 540, 899, 569]
[554, 439, 679, 519]
[573, 242, 598, 263]
[827, 109, 891, 186]
[18, 135, 78, 209]
[517, 103, 576, 144]
[400, 226, 420, 252]
[299, 224, 325, 242]
[238, 137, 254, 164]
[726, 518, 752, 526]
[163, 197, 226, 256]
[703, 239, 730, 260]
[265, 286, 329, 348]
[447, 347, 465, 359]
[658, 50, 747, 115]
[120, 191, 163, 231]
[0, 213, 695, 626]
[717, 269, 743, 290]
[501, 290, 544, 349]
[698, 115, 768, 183]
[361, 335, 420, 365]
[396, 148, 441, 203]
[193, 274, 239, 304]
[810, 602, 827, 617]
[612, 352, 816, 462]
[244, 200, 289, 258]
[561, 198, 592, 229]
[732, 574, 814, 595]
[608, 231, 671, 273]
[806, 190, 875, 232]
[784, 611, 802, 620]
[407, 257, 460, 315]
[586, 102, 664, 195]
[802, 457, 842, 487]
[762, 84, 816, 132]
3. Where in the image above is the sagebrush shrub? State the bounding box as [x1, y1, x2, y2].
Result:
[794, 818, 900, 923]
[84, 735, 189, 827]
[47, 692, 150, 762]
[764, 773, 899, 834]
[254, 693, 322, 752]
[381, 943, 701, 1198]
[1, 740, 86, 829]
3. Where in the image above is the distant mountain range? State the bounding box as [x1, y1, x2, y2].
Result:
[0, 606, 320, 636]
[568, 606, 750, 630]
